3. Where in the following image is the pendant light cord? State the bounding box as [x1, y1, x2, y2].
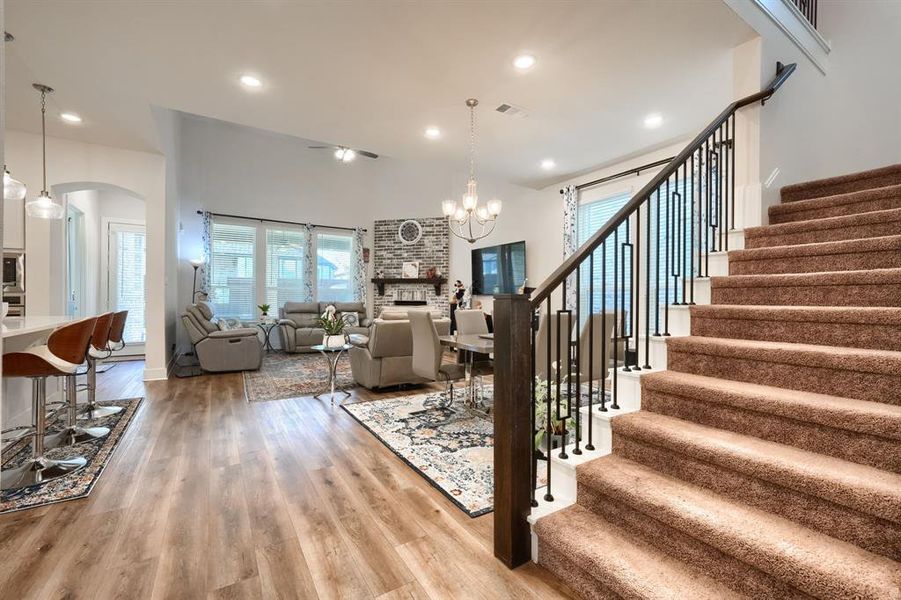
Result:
[40, 89, 47, 192]
[469, 102, 476, 182]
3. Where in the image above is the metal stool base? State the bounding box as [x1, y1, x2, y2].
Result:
[77, 404, 123, 420]
[45, 425, 110, 448]
[0, 455, 87, 490]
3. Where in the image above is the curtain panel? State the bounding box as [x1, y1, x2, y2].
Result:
[200, 210, 212, 297]
[562, 185, 578, 310]
[352, 227, 366, 302]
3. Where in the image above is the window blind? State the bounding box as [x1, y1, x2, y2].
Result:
[578, 191, 631, 325]
[265, 228, 306, 309]
[210, 222, 256, 319]
[115, 229, 146, 343]
[316, 232, 353, 302]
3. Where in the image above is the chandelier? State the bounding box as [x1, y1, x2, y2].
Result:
[25, 83, 64, 219]
[442, 98, 501, 243]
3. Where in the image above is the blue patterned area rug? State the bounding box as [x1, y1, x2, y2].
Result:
[343, 387, 496, 517]
[0, 398, 143, 514]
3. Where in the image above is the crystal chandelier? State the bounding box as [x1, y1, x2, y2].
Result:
[25, 83, 64, 219]
[442, 98, 501, 243]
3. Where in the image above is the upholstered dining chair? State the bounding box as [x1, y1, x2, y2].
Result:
[408, 310, 465, 408]
[577, 312, 619, 385]
[453, 309, 492, 366]
[534, 310, 575, 380]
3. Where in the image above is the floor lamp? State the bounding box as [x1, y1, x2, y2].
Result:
[189, 257, 204, 303]
[179, 258, 206, 377]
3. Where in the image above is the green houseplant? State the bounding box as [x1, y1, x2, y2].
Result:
[317, 305, 348, 348]
[258, 303, 271, 318]
[533, 376, 576, 457]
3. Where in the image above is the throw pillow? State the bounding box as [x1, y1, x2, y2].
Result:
[340, 311, 359, 327]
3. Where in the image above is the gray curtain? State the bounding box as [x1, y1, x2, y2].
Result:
[352, 227, 366, 302]
[200, 210, 212, 296]
[303, 224, 315, 302]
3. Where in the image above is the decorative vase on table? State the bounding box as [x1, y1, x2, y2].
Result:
[324, 334, 347, 349]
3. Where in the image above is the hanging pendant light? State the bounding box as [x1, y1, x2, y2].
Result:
[3, 167, 26, 201]
[24, 83, 64, 219]
[441, 98, 501, 244]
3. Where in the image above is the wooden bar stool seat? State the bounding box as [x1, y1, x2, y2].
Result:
[78, 311, 124, 420]
[1, 317, 96, 490]
[46, 313, 114, 449]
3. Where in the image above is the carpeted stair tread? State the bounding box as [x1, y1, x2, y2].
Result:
[689, 304, 901, 351]
[534, 504, 744, 600]
[576, 455, 901, 599]
[710, 268, 901, 306]
[611, 411, 901, 524]
[727, 234, 901, 275]
[641, 370, 901, 442]
[745, 207, 901, 248]
[781, 164, 901, 203]
[769, 183, 901, 224]
[666, 336, 901, 376]
[665, 336, 901, 404]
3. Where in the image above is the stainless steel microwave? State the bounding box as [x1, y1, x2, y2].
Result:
[3, 251, 25, 294]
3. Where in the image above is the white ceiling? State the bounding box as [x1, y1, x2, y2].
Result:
[4, 1, 755, 189]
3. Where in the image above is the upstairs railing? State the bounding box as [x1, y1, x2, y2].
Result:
[791, 0, 818, 28]
[492, 62, 796, 568]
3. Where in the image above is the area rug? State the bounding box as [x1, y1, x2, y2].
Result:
[0, 397, 143, 514]
[243, 351, 356, 403]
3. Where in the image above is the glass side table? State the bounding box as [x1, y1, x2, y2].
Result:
[310, 343, 353, 404]
[244, 318, 278, 352]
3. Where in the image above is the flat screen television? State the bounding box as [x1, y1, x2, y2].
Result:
[471, 240, 526, 295]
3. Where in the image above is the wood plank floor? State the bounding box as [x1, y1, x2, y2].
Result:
[0, 358, 574, 599]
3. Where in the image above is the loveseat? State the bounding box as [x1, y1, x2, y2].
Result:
[181, 302, 263, 372]
[349, 309, 450, 389]
[277, 301, 371, 353]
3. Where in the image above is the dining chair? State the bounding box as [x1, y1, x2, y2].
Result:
[409, 310, 465, 409]
[534, 310, 575, 380]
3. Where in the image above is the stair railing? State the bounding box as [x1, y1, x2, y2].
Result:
[492, 61, 796, 568]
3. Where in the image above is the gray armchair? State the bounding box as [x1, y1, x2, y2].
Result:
[181, 302, 263, 372]
[278, 301, 370, 353]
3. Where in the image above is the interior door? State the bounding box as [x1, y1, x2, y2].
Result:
[107, 221, 146, 355]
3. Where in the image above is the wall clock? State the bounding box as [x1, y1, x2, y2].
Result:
[398, 219, 423, 245]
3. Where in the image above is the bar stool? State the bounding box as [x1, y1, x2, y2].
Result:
[1, 317, 96, 490]
[78, 312, 124, 420]
[107, 310, 128, 353]
[45, 313, 114, 448]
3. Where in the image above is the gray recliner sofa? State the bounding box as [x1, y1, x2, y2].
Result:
[278, 301, 371, 353]
[181, 302, 263, 372]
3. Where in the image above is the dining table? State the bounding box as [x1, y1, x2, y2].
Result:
[438, 333, 493, 409]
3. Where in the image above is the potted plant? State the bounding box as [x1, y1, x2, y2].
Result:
[318, 305, 348, 348]
[533, 376, 576, 459]
[258, 303, 271, 319]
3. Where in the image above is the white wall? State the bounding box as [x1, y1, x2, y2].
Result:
[172, 113, 543, 348]
[3, 130, 169, 379]
[726, 0, 901, 217]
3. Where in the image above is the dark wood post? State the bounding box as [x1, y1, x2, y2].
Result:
[493, 293, 532, 568]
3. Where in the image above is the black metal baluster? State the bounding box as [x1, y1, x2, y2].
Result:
[654, 188, 661, 336]
[663, 179, 671, 336]
[611, 231, 620, 409]
[544, 296, 553, 502]
[530, 311, 538, 507]
[681, 161, 689, 304]
[573, 266, 581, 455]
[643, 198, 651, 369]
[586, 250, 596, 448]
[633, 206, 641, 370]
[731, 113, 737, 231]
[690, 152, 696, 305]
[599, 244, 608, 413]
[724, 119, 730, 251]
[704, 139, 711, 277]
[556, 282, 567, 460]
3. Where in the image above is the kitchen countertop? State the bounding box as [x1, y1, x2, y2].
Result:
[2, 316, 75, 338]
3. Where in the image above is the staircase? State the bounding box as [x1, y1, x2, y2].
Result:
[533, 165, 901, 598]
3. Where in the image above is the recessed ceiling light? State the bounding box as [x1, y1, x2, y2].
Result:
[541, 159, 556, 170]
[424, 126, 441, 139]
[643, 113, 663, 129]
[239, 74, 262, 88]
[513, 54, 536, 71]
[60, 112, 82, 124]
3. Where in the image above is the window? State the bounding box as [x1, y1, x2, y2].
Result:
[578, 191, 631, 325]
[317, 232, 353, 302]
[207, 218, 357, 318]
[266, 228, 307, 309]
[110, 224, 146, 344]
[209, 221, 256, 319]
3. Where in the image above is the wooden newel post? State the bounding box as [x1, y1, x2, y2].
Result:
[493, 293, 533, 568]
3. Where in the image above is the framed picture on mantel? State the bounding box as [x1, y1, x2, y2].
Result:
[401, 260, 420, 278]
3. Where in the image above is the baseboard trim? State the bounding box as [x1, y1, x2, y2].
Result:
[143, 366, 169, 381]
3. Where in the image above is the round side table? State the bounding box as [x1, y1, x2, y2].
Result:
[255, 320, 279, 352]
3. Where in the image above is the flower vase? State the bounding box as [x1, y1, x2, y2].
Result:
[324, 334, 346, 348]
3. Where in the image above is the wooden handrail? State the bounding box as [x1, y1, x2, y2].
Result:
[530, 62, 796, 307]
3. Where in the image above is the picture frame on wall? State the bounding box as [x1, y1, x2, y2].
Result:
[401, 260, 420, 278]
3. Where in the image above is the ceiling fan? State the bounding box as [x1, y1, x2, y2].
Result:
[308, 144, 379, 163]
